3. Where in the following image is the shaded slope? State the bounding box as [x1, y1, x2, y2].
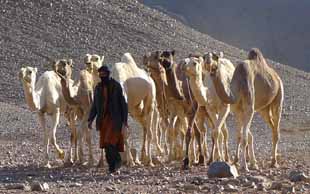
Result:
[0, 0, 309, 123]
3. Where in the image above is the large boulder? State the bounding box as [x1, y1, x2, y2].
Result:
[207, 162, 239, 178]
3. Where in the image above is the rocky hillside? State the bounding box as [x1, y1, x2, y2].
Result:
[143, 0, 310, 72]
[0, 0, 310, 125]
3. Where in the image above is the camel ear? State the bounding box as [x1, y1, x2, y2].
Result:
[171, 50, 175, 56]
[212, 53, 219, 62]
[68, 59, 73, 67]
[52, 60, 57, 71]
[155, 51, 161, 59]
[100, 56, 104, 64]
[34, 67, 38, 73]
[219, 52, 224, 58]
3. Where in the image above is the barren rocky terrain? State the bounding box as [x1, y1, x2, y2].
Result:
[0, 0, 310, 193]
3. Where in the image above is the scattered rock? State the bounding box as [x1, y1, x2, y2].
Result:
[30, 182, 49, 192]
[69, 182, 83, 187]
[5, 183, 26, 190]
[270, 181, 282, 190]
[289, 170, 310, 182]
[207, 162, 239, 178]
[282, 186, 295, 193]
[224, 184, 239, 192]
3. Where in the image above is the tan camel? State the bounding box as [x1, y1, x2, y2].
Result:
[207, 48, 284, 171]
[143, 51, 210, 168]
[109, 52, 162, 166]
[19, 59, 77, 168]
[59, 54, 104, 166]
[182, 54, 234, 163]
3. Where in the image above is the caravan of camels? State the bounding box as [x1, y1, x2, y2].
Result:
[19, 48, 283, 173]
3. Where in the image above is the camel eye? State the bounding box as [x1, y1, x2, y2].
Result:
[27, 70, 32, 74]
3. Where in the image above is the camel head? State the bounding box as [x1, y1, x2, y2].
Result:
[143, 51, 168, 86]
[52, 59, 73, 79]
[182, 55, 204, 77]
[19, 66, 38, 86]
[159, 50, 175, 70]
[84, 54, 104, 73]
[203, 51, 224, 75]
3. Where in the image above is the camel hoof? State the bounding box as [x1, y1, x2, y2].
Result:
[44, 163, 52, 169]
[148, 161, 155, 167]
[271, 161, 279, 168]
[240, 167, 250, 173]
[64, 160, 74, 167]
[182, 157, 190, 170]
[126, 161, 135, 167]
[250, 163, 259, 170]
[134, 159, 142, 166]
[58, 150, 65, 160]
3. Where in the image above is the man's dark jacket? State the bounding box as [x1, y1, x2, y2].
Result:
[88, 78, 128, 132]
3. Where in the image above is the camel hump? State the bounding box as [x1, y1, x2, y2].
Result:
[121, 53, 137, 67]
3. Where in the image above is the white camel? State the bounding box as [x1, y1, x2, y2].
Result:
[19, 60, 77, 168]
[109, 53, 162, 166]
[182, 53, 234, 163]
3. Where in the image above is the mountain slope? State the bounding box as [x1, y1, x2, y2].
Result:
[0, 0, 309, 124]
[143, 0, 310, 72]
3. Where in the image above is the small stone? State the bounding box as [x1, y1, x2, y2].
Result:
[105, 186, 116, 192]
[5, 183, 25, 190]
[182, 183, 197, 191]
[69, 183, 82, 187]
[270, 181, 282, 190]
[207, 162, 239, 178]
[289, 170, 310, 182]
[224, 184, 239, 192]
[30, 182, 49, 192]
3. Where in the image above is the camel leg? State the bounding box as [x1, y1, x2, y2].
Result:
[240, 107, 254, 172]
[221, 123, 231, 163]
[145, 109, 155, 166]
[259, 104, 282, 168]
[183, 107, 198, 169]
[247, 130, 258, 169]
[212, 106, 230, 162]
[153, 109, 164, 156]
[270, 88, 283, 168]
[38, 112, 51, 168]
[162, 118, 169, 155]
[196, 111, 208, 165]
[233, 112, 243, 166]
[193, 122, 204, 165]
[50, 109, 65, 161]
[123, 123, 135, 167]
[65, 116, 77, 165]
[167, 115, 177, 162]
[84, 120, 94, 167]
[174, 117, 185, 160]
[76, 124, 84, 164]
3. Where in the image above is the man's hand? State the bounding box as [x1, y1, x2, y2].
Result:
[121, 123, 128, 137]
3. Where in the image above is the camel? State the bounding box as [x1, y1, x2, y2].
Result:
[143, 51, 210, 168]
[182, 54, 235, 163]
[109, 52, 162, 166]
[59, 54, 104, 166]
[207, 48, 284, 171]
[19, 59, 78, 168]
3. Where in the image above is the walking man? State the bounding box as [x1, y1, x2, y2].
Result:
[88, 65, 128, 173]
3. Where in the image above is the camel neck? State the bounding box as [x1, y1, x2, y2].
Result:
[188, 73, 207, 105]
[22, 81, 39, 111]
